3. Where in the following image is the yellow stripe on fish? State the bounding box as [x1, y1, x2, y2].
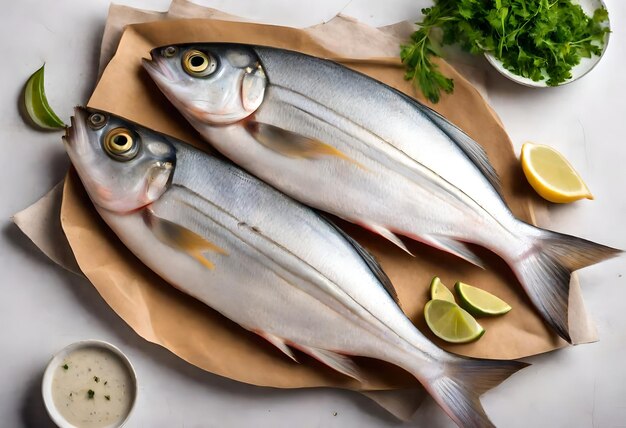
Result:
[143, 208, 228, 269]
[245, 120, 364, 169]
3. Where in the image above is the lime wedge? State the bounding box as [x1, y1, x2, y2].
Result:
[429, 276, 455, 303]
[424, 299, 485, 343]
[24, 64, 66, 130]
[455, 282, 512, 316]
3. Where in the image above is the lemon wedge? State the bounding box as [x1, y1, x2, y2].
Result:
[429, 276, 455, 303]
[24, 64, 66, 130]
[455, 282, 511, 317]
[521, 142, 593, 203]
[424, 299, 485, 343]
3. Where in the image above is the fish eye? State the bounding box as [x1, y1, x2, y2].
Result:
[88, 113, 107, 129]
[182, 49, 217, 77]
[104, 128, 139, 161]
[162, 46, 177, 58]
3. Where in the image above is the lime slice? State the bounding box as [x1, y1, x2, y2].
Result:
[424, 299, 485, 343]
[24, 64, 66, 130]
[455, 282, 512, 316]
[521, 142, 592, 203]
[429, 276, 455, 303]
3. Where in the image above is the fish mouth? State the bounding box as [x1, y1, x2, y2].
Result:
[142, 53, 177, 84]
[62, 115, 74, 146]
[142, 52, 241, 124]
[142, 54, 190, 116]
[143, 54, 214, 122]
[63, 107, 90, 155]
[186, 100, 245, 123]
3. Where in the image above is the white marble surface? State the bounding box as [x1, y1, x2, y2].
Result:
[1, 0, 625, 427]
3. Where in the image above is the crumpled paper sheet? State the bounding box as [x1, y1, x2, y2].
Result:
[13, 0, 598, 421]
[12, 182, 81, 276]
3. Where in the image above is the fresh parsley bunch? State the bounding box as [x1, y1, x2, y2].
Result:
[401, 0, 610, 103]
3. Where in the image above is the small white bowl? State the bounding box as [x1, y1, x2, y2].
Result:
[485, 0, 610, 87]
[42, 340, 138, 428]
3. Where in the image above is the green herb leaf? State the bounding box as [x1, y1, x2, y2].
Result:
[62, 364, 69, 370]
[401, 0, 610, 102]
[87, 389, 95, 399]
[94, 376, 100, 383]
[105, 395, 111, 401]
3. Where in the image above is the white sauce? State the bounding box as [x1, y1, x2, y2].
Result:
[51, 347, 134, 428]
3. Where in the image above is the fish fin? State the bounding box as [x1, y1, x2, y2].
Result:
[297, 345, 363, 382]
[143, 209, 227, 270]
[421, 235, 486, 269]
[512, 225, 622, 343]
[417, 107, 503, 198]
[256, 331, 298, 363]
[363, 223, 414, 257]
[425, 357, 528, 428]
[321, 216, 400, 306]
[242, 64, 266, 112]
[245, 120, 361, 167]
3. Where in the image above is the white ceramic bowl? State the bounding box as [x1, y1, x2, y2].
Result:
[42, 340, 138, 428]
[485, 0, 610, 87]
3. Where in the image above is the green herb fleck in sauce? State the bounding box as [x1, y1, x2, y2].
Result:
[105, 395, 111, 401]
[62, 364, 69, 370]
[94, 376, 100, 383]
[87, 389, 95, 399]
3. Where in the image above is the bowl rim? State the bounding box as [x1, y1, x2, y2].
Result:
[484, 0, 611, 88]
[41, 339, 138, 428]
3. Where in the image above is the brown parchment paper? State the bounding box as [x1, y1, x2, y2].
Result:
[17, 0, 599, 402]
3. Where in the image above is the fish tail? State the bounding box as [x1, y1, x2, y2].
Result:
[425, 357, 528, 428]
[513, 225, 621, 343]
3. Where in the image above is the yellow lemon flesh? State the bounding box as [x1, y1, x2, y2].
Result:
[429, 276, 455, 303]
[455, 282, 512, 317]
[424, 299, 485, 343]
[521, 142, 593, 203]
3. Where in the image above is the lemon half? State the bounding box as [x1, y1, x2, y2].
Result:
[521, 142, 593, 203]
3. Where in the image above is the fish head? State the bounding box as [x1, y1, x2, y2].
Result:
[142, 44, 266, 125]
[63, 107, 176, 213]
